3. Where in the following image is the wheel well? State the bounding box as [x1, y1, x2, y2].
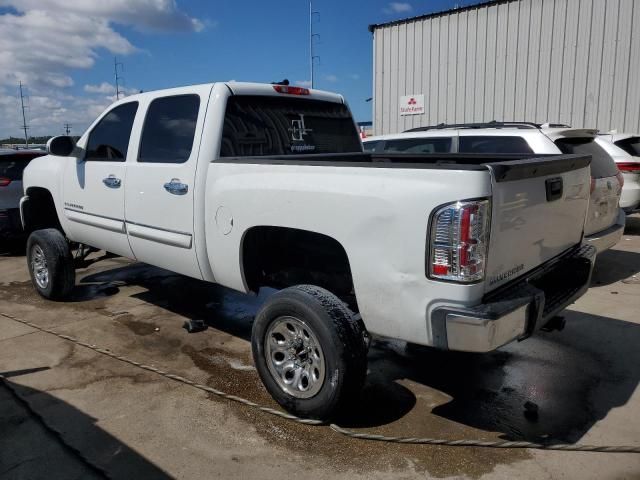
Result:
[241, 226, 356, 308]
[23, 187, 62, 234]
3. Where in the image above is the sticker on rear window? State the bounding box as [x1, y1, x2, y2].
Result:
[289, 114, 316, 153]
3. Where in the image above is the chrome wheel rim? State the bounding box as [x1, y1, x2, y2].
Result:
[265, 316, 325, 399]
[31, 245, 49, 289]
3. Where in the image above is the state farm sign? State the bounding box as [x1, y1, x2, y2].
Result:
[400, 94, 425, 116]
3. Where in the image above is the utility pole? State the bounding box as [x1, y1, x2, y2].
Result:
[64, 123, 72, 136]
[19, 81, 29, 148]
[309, 1, 320, 88]
[114, 57, 123, 100]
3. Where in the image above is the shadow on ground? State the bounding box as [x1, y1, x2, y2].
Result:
[0, 237, 26, 257]
[0, 369, 171, 479]
[368, 309, 640, 443]
[624, 213, 640, 236]
[591, 248, 640, 286]
[77, 260, 640, 444]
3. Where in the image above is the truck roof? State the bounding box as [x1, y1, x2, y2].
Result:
[109, 81, 346, 106]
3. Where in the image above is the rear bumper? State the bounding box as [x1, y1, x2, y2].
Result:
[432, 244, 596, 353]
[585, 208, 626, 253]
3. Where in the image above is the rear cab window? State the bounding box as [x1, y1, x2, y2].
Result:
[459, 136, 534, 154]
[554, 138, 619, 178]
[220, 96, 361, 157]
[613, 137, 640, 157]
[383, 137, 453, 153]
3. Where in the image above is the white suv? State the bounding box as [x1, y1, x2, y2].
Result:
[595, 133, 640, 213]
[364, 122, 625, 253]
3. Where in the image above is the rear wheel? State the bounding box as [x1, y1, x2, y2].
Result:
[26, 229, 75, 300]
[252, 285, 368, 420]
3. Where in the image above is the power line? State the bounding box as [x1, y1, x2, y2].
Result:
[64, 123, 72, 136]
[18, 81, 29, 148]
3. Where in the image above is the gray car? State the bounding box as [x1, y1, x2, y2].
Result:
[0, 149, 46, 240]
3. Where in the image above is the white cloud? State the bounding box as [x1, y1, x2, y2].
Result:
[84, 82, 116, 94]
[295, 80, 313, 88]
[84, 82, 140, 97]
[324, 74, 339, 83]
[383, 2, 413, 14]
[0, 0, 204, 137]
[0, 0, 205, 33]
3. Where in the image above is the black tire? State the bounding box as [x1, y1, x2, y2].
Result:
[26, 229, 75, 300]
[252, 285, 368, 421]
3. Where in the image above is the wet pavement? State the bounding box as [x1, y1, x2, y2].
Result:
[1, 215, 640, 479]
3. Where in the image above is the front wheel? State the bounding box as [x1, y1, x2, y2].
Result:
[26, 229, 75, 300]
[252, 285, 368, 421]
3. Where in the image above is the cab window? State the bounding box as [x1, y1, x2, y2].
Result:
[85, 102, 138, 162]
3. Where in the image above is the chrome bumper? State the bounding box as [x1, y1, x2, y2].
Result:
[431, 244, 597, 353]
[585, 208, 626, 253]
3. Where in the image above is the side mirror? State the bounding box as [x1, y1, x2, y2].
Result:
[47, 136, 75, 157]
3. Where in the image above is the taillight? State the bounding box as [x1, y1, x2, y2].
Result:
[273, 85, 310, 95]
[429, 199, 491, 283]
[617, 162, 640, 172]
[0, 177, 11, 187]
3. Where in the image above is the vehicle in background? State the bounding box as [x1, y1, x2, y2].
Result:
[364, 122, 625, 253]
[0, 149, 46, 241]
[596, 133, 640, 213]
[22, 86, 596, 420]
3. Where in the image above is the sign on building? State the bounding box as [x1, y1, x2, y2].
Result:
[400, 94, 425, 116]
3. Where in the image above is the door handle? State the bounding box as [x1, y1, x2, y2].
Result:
[103, 174, 121, 188]
[163, 178, 188, 195]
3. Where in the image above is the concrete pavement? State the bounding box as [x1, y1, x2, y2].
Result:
[1, 215, 639, 479]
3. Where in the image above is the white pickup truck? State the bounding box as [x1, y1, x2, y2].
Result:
[21, 82, 596, 419]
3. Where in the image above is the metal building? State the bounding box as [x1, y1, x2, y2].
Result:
[369, 0, 640, 135]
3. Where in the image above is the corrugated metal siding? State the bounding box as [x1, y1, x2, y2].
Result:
[372, 0, 640, 135]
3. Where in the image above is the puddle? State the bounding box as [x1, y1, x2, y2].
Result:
[182, 343, 529, 478]
[116, 316, 158, 336]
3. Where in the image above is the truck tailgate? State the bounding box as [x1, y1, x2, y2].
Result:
[483, 155, 591, 292]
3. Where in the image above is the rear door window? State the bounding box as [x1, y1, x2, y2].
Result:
[613, 136, 640, 157]
[0, 153, 44, 180]
[220, 96, 361, 157]
[554, 138, 619, 178]
[459, 136, 534, 154]
[139, 94, 200, 164]
[383, 137, 452, 153]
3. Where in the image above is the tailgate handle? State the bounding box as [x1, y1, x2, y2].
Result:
[545, 177, 563, 202]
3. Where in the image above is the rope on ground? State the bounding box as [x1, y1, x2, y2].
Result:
[3, 312, 640, 454]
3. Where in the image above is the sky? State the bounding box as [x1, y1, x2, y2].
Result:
[0, 0, 475, 139]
